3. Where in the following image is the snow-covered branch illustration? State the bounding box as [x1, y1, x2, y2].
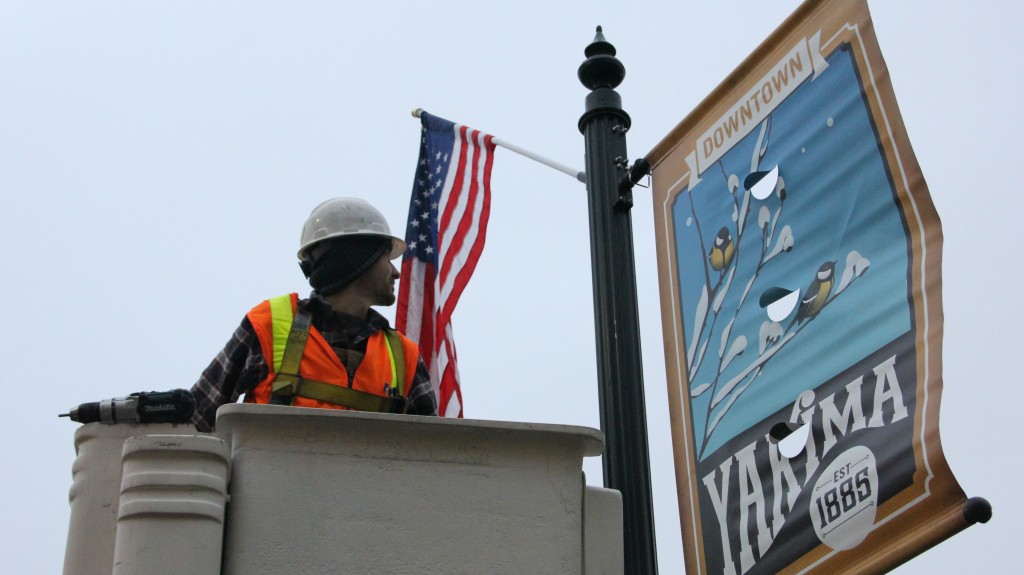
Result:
[683, 118, 872, 459]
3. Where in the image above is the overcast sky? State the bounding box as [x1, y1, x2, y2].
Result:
[2, 1, 1017, 573]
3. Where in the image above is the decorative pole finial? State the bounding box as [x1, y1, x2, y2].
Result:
[578, 26, 625, 91]
[585, 26, 615, 58]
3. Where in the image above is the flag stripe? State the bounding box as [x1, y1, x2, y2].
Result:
[437, 323, 462, 417]
[443, 133, 493, 323]
[439, 130, 492, 326]
[396, 257, 420, 337]
[438, 128, 480, 294]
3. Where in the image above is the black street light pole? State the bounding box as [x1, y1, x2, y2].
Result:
[578, 26, 658, 574]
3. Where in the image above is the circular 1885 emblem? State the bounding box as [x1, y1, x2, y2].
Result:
[810, 445, 878, 550]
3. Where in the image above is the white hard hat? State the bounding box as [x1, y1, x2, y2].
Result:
[298, 197, 406, 261]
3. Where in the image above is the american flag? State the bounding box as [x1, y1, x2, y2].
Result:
[396, 111, 495, 418]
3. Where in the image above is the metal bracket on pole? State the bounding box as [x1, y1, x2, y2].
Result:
[615, 157, 651, 211]
[625, 157, 651, 190]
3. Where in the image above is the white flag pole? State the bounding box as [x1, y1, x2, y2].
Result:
[412, 108, 586, 184]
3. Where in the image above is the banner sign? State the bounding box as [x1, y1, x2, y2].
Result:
[647, 1, 983, 573]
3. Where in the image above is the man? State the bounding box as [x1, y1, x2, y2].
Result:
[190, 197, 438, 432]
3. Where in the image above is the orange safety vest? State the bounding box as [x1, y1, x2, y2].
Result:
[245, 293, 419, 412]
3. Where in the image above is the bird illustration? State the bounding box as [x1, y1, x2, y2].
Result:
[790, 261, 835, 328]
[708, 226, 735, 272]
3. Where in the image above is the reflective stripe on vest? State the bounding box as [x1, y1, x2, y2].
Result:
[269, 294, 294, 373]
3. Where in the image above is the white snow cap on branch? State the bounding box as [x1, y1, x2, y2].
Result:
[836, 250, 871, 294]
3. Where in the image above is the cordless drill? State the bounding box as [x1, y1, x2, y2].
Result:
[59, 389, 195, 424]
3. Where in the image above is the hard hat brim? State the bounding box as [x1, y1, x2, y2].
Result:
[298, 233, 406, 261]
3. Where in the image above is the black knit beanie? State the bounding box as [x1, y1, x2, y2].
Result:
[306, 236, 392, 296]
